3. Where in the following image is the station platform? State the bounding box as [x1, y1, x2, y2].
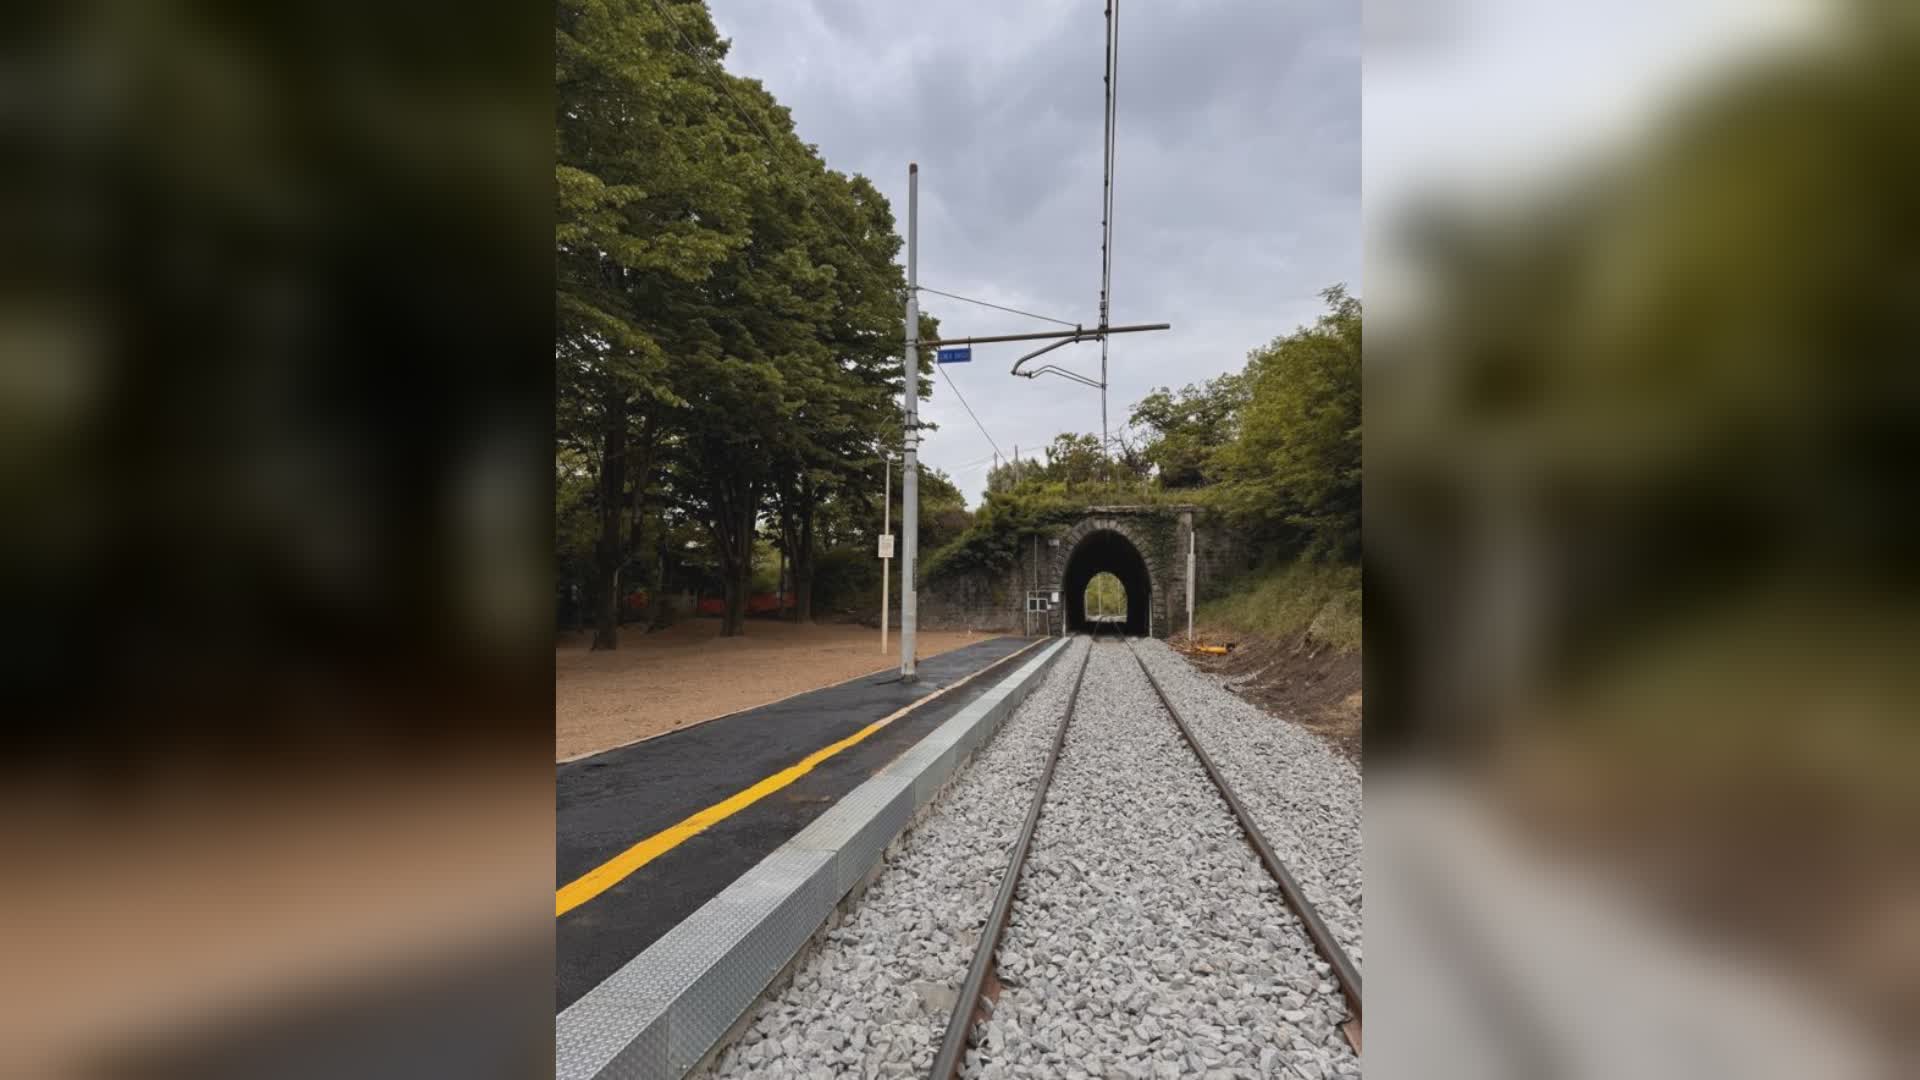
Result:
[556, 634, 1040, 1011]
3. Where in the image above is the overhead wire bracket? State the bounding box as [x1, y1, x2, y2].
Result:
[1005, 322, 1169, 384]
[911, 322, 1169, 386]
[1021, 363, 1104, 389]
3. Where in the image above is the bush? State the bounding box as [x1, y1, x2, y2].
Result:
[811, 544, 881, 614]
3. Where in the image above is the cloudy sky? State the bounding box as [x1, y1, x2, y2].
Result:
[707, 0, 1360, 504]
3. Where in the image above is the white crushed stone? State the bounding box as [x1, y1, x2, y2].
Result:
[703, 636, 1360, 1080]
[983, 642, 1357, 1079]
[1130, 638, 1363, 963]
[705, 637, 1092, 1080]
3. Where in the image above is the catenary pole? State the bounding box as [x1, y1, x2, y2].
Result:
[1101, 344, 1109, 482]
[1187, 527, 1196, 643]
[881, 453, 891, 654]
[900, 163, 920, 680]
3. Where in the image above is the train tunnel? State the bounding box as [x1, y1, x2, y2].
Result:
[1062, 528, 1153, 635]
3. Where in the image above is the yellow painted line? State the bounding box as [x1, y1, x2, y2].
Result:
[556, 639, 1048, 917]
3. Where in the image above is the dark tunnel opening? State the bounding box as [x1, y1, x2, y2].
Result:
[1062, 529, 1152, 635]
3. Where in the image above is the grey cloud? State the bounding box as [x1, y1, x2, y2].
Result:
[711, 0, 1358, 502]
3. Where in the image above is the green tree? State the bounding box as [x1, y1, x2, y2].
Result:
[914, 467, 972, 553]
[557, 0, 926, 641]
[1213, 286, 1361, 557]
[767, 175, 919, 622]
[556, 0, 753, 648]
[1130, 372, 1249, 488]
[1038, 433, 1106, 490]
[1085, 571, 1125, 618]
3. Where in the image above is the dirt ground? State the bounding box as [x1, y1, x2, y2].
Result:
[1173, 624, 1362, 763]
[556, 619, 992, 761]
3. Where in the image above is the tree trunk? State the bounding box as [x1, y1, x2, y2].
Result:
[619, 413, 658, 632]
[712, 478, 757, 638]
[731, 494, 755, 635]
[794, 565, 814, 623]
[720, 571, 743, 637]
[645, 526, 669, 631]
[793, 475, 816, 622]
[561, 577, 582, 633]
[590, 398, 629, 651]
[774, 485, 797, 622]
[720, 549, 750, 636]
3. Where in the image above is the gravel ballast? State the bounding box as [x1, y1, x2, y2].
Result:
[983, 642, 1357, 1079]
[705, 636, 1361, 1079]
[705, 637, 1093, 1079]
[1131, 638, 1364, 962]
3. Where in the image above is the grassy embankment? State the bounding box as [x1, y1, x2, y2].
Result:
[1196, 556, 1359, 653]
[1186, 555, 1362, 760]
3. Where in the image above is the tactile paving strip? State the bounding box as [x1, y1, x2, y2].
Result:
[557, 638, 1070, 1080]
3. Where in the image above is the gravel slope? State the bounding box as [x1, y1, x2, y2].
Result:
[983, 642, 1357, 1079]
[1131, 638, 1363, 963]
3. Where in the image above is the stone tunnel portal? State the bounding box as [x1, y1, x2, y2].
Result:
[1062, 528, 1153, 635]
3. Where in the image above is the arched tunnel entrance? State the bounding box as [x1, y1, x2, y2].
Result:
[1062, 529, 1153, 635]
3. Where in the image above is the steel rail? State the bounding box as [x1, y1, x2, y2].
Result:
[927, 640, 1093, 1080]
[1126, 638, 1365, 1037]
[929, 637, 1361, 1078]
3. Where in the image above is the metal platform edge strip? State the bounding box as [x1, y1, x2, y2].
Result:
[556, 638, 1072, 1080]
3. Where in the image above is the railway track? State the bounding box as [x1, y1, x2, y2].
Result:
[928, 635, 1362, 1079]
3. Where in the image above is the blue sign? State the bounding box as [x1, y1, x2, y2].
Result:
[936, 346, 972, 364]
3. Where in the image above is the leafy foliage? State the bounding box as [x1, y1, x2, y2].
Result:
[1129, 372, 1249, 488]
[1085, 572, 1125, 618]
[555, 0, 929, 643]
[1213, 286, 1361, 558]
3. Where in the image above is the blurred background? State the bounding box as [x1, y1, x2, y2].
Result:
[8, 0, 1919, 1076]
[1366, 0, 1916, 1076]
[1, 2, 551, 1076]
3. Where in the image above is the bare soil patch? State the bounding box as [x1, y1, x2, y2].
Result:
[1171, 625, 1362, 763]
[557, 619, 993, 761]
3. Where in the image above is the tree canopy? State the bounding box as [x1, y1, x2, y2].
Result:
[555, 0, 930, 645]
[1214, 286, 1361, 558]
[1129, 371, 1249, 489]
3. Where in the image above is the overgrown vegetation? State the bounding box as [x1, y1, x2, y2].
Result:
[920, 483, 1202, 581]
[926, 287, 1363, 650]
[1197, 559, 1361, 653]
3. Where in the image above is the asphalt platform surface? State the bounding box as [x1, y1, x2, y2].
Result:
[556, 635, 1036, 1011]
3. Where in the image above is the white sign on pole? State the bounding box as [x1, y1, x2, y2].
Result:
[878, 533, 894, 559]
